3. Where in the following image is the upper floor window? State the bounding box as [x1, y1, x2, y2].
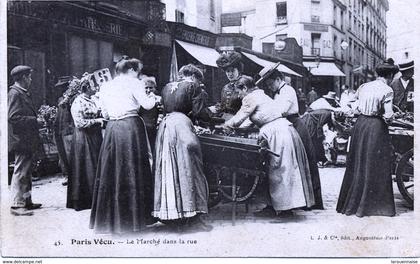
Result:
[175, 9, 184, 23]
[276, 2, 287, 24]
[210, 0, 215, 21]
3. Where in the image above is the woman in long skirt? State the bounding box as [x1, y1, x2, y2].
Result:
[153, 64, 212, 231]
[223, 76, 315, 216]
[256, 65, 323, 210]
[336, 59, 399, 217]
[89, 57, 158, 234]
[67, 80, 103, 211]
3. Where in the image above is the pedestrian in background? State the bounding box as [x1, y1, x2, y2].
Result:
[337, 58, 398, 217]
[297, 87, 307, 115]
[307, 87, 319, 106]
[8, 65, 43, 216]
[54, 77, 78, 185]
[66, 80, 104, 211]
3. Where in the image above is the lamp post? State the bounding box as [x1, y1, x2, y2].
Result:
[306, 54, 321, 94]
[340, 41, 349, 89]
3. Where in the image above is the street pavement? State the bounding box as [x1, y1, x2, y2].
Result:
[1, 167, 418, 258]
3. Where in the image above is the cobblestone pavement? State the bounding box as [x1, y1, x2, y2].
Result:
[1, 167, 418, 258]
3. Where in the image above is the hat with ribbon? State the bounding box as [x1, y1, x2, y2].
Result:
[398, 60, 414, 71]
[255, 62, 282, 86]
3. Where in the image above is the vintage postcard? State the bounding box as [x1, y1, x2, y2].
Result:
[1, 0, 419, 261]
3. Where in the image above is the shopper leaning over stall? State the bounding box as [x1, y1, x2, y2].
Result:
[301, 92, 343, 166]
[209, 52, 251, 121]
[336, 59, 399, 217]
[257, 63, 323, 210]
[8, 65, 44, 216]
[66, 79, 104, 211]
[90, 57, 160, 234]
[221, 76, 315, 217]
[153, 64, 212, 232]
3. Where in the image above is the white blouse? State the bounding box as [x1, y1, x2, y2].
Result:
[98, 75, 156, 119]
[70, 94, 101, 128]
[226, 89, 284, 128]
[273, 82, 299, 116]
[354, 78, 394, 119]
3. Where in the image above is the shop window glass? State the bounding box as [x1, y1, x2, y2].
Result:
[69, 35, 113, 77]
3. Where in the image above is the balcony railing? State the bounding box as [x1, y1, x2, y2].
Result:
[275, 16, 287, 25]
[311, 48, 320, 56]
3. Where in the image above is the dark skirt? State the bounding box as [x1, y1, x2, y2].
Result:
[66, 125, 102, 211]
[89, 116, 153, 234]
[288, 116, 324, 209]
[336, 115, 395, 217]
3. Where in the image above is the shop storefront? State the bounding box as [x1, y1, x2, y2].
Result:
[303, 60, 346, 96]
[7, 1, 165, 108]
[167, 22, 226, 104]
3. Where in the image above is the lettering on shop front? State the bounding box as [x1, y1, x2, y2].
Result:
[175, 28, 213, 47]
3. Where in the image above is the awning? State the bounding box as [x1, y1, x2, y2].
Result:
[242, 52, 302, 77]
[303, 62, 346, 77]
[175, 40, 220, 68]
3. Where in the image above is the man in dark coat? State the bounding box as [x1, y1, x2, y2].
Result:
[8, 65, 43, 216]
[390, 60, 414, 112]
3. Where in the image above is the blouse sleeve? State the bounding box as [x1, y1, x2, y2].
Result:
[382, 88, 394, 119]
[70, 97, 99, 128]
[133, 79, 156, 111]
[225, 95, 257, 128]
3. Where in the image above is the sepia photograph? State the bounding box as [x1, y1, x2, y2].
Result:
[0, 0, 419, 261]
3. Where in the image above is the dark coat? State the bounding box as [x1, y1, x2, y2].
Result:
[8, 85, 41, 153]
[390, 77, 414, 112]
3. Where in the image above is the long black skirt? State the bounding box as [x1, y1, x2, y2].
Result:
[89, 116, 153, 234]
[66, 126, 102, 211]
[336, 115, 395, 217]
[288, 116, 324, 209]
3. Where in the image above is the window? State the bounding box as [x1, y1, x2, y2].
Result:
[175, 9, 184, 23]
[333, 35, 337, 57]
[311, 0, 321, 23]
[311, 33, 321, 56]
[276, 34, 287, 41]
[333, 5, 337, 26]
[276, 2, 287, 24]
[340, 10, 344, 30]
[69, 35, 113, 77]
[209, 0, 215, 21]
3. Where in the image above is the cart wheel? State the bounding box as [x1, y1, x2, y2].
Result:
[204, 165, 222, 208]
[395, 149, 414, 208]
[217, 167, 260, 202]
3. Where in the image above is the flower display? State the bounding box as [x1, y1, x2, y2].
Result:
[37, 104, 58, 129]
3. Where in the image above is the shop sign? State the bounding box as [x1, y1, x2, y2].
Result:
[304, 24, 329, 32]
[89, 68, 112, 89]
[174, 27, 214, 47]
[9, 2, 127, 38]
[142, 31, 172, 47]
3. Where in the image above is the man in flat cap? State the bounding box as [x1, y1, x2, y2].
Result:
[8, 65, 43, 216]
[390, 60, 414, 112]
